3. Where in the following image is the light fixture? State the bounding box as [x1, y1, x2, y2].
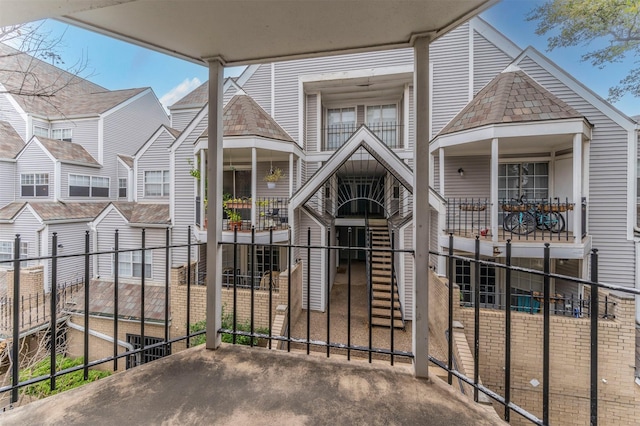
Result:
[57, 244, 64, 249]
[458, 168, 464, 177]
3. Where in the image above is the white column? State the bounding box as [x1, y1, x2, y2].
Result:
[206, 59, 224, 349]
[491, 138, 499, 242]
[572, 133, 582, 241]
[200, 149, 207, 227]
[413, 35, 430, 379]
[289, 153, 294, 197]
[438, 148, 445, 194]
[251, 147, 257, 227]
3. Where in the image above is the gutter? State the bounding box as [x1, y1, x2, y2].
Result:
[66, 318, 134, 351]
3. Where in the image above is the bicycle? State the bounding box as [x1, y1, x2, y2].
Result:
[502, 195, 565, 235]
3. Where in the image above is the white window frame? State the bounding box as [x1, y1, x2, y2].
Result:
[69, 174, 110, 198]
[114, 250, 152, 279]
[365, 103, 399, 148]
[51, 128, 72, 142]
[20, 173, 49, 197]
[0, 241, 28, 266]
[325, 106, 356, 150]
[33, 126, 49, 138]
[119, 177, 128, 198]
[144, 170, 170, 197]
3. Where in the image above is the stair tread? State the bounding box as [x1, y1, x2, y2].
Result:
[371, 308, 402, 318]
[371, 317, 404, 328]
[372, 299, 400, 308]
[372, 291, 399, 301]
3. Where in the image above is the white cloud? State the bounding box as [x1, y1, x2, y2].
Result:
[159, 77, 202, 112]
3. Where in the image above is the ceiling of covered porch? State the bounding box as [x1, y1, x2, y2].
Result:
[1, 0, 497, 65]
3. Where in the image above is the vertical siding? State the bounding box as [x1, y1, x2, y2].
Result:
[0, 94, 26, 140]
[51, 119, 99, 162]
[136, 130, 173, 201]
[96, 210, 167, 283]
[430, 23, 471, 137]
[242, 64, 272, 115]
[103, 91, 169, 199]
[15, 143, 55, 201]
[0, 161, 16, 207]
[60, 163, 111, 200]
[299, 210, 324, 310]
[305, 94, 317, 152]
[472, 30, 514, 94]
[518, 56, 635, 288]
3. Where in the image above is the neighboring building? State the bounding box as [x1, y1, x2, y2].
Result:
[0, 42, 169, 291]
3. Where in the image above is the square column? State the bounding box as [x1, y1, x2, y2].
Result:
[206, 59, 224, 349]
[413, 35, 430, 379]
[572, 133, 582, 240]
[251, 147, 257, 226]
[490, 138, 499, 242]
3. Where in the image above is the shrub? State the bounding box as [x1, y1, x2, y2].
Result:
[189, 307, 269, 346]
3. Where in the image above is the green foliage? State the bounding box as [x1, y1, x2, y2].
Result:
[189, 307, 270, 347]
[264, 167, 284, 182]
[19, 355, 110, 399]
[527, 0, 640, 101]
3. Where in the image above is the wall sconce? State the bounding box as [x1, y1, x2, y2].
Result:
[57, 243, 64, 249]
[457, 168, 464, 177]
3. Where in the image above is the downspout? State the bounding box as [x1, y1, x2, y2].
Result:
[66, 318, 134, 351]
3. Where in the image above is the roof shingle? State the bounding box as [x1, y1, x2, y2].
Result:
[36, 137, 100, 166]
[0, 121, 24, 159]
[219, 94, 294, 142]
[112, 202, 170, 225]
[438, 70, 583, 136]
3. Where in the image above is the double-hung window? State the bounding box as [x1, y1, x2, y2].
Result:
[51, 128, 72, 142]
[119, 178, 127, 198]
[144, 171, 170, 197]
[325, 107, 356, 150]
[0, 241, 28, 264]
[116, 250, 152, 278]
[366, 104, 398, 148]
[21, 173, 49, 197]
[69, 174, 110, 197]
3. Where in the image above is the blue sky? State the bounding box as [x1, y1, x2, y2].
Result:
[27, 0, 639, 116]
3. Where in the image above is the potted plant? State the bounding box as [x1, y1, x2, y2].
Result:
[264, 167, 284, 189]
[223, 201, 243, 230]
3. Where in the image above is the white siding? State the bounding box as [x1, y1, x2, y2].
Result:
[242, 64, 272, 115]
[102, 91, 169, 198]
[518, 56, 635, 288]
[170, 108, 201, 132]
[441, 156, 491, 199]
[299, 210, 324, 310]
[0, 161, 16, 208]
[137, 130, 173, 202]
[472, 30, 514, 94]
[256, 160, 290, 199]
[15, 143, 55, 201]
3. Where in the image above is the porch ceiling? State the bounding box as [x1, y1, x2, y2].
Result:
[0, 0, 497, 65]
[440, 134, 576, 157]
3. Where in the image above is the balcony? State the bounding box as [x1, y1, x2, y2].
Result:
[0, 229, 636, 425]
[322, 123, 403, 151]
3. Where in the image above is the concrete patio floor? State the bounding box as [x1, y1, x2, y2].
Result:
[1, 344, 505, 425]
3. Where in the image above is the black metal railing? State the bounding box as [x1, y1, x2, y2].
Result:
[446, 198, 491, 238]
[322, 122, 403, 151]
[223, 197, 289, 232]
[499, 196, 578, 242]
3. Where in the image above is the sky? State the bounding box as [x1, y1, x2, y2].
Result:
[13, 0, 640, 116]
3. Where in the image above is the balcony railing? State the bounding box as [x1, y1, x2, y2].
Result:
[446, 197, 586, 242]
[322, 122, 403, 151]
[0, 226, 634, 426]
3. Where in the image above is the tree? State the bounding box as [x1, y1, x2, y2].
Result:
[0, 21, 91, 102]
[527, 0, 640, 102]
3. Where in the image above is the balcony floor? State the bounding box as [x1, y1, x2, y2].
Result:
[2, 344, 504, 425]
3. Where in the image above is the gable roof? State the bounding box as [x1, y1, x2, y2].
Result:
[66, 279, 166, 321]
[0, 120, 24, 159]
[169, 80, 209, 110]
[220, 94, 294, 142]
[35, 136, 100, 166]
[0, 43, 149, 119]
[0, 202, 27, 221]
[439, 69, 583, 136]
[0, 201, 108, 222]
[134, 124, 180, 157]
[111, 202, 170, 225]
[117, 154, 134, 169]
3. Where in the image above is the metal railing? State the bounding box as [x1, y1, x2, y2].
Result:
[322, 123, 403, 150]
[223, 197, 289, 231]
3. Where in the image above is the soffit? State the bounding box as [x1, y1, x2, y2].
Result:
[0, 0, 496, 65]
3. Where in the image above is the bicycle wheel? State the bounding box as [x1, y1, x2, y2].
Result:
[503, 212, 536, 235]
[544, 212, 565, 233]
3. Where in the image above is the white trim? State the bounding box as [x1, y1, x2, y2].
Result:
[299, 65, 414, 84]
[101, 88, 152, 118]
[513, 47, 637, 132]
[297, 76, 304, 148]
[316, 92, 322, 152]
[428, 62, 433, 138]
[170, 144, 175, 226]
[471, 18, 522, 60]
[403, 84, 410, 150]
[142, 170, 170, 198]
[67, 173, 111, 198]
[92, 203, 126, 227]
[16, 137, 57, 164]
[134, 125, 176, 158]
[169, 105, 208, 153]
[98, 116, 104, 164]
[233, 64, 261, 88]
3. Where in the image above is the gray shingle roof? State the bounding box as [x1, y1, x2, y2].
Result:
[66, 279, 166, 321]
[0, 202, 26, 221]
[0, 201, 108, 222]
[438, 70, 583, 136]
[0, 43, 148, 118]
[36, 137, 100, 166]
[0, 121, 24, 159]
[117, 154, 134, 168]
[112, 202, 170, 225]
[169, 80, 209, 109]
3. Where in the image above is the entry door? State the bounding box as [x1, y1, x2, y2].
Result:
[455, 259, 496, 308]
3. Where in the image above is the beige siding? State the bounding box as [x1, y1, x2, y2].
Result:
[51, 119, 99, 162]
[299, 210, 324, 311]
[15, 143, 55, 201]
[242, 64, 272, 115]
[0, 161, 16, 208]
[305, 94, 317, 153]
[472, 29, 514, 94]
[442, 156, 491, 199]
[48, 221, 92, 290]
[60, 163, 110, 201]
[136, 130, 173, 202]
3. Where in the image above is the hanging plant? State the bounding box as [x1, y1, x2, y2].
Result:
[264, 167, 284, 188]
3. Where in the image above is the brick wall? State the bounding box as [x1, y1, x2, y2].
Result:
[6, 265, 44, 300]
[456, 292, 640, 425]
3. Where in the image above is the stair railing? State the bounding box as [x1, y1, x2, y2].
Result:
[387, 222, 405, 328]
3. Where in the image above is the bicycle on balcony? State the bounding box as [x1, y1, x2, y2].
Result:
[502, 195, 565, 235]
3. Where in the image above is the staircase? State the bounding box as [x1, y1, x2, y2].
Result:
[367, 218, 404, 329]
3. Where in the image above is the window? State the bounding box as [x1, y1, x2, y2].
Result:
[116, 250, 152, 279]
[21, 173, 49, 197]
[498, 162, 549, 201]
[119, 178, 127, 198]
[366, 104, 398, 147]
[326, 107, 356, 150]
[0, 241, 28, 264]
[223, 169, 251, 199]
[144, 171, 170, 197]
[126, 334, 170, 369]
[33, 126, 49, 138]
[51, 128, 72, 142]
[248, 245, 281, 277]
[69, 174, 110, 197]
